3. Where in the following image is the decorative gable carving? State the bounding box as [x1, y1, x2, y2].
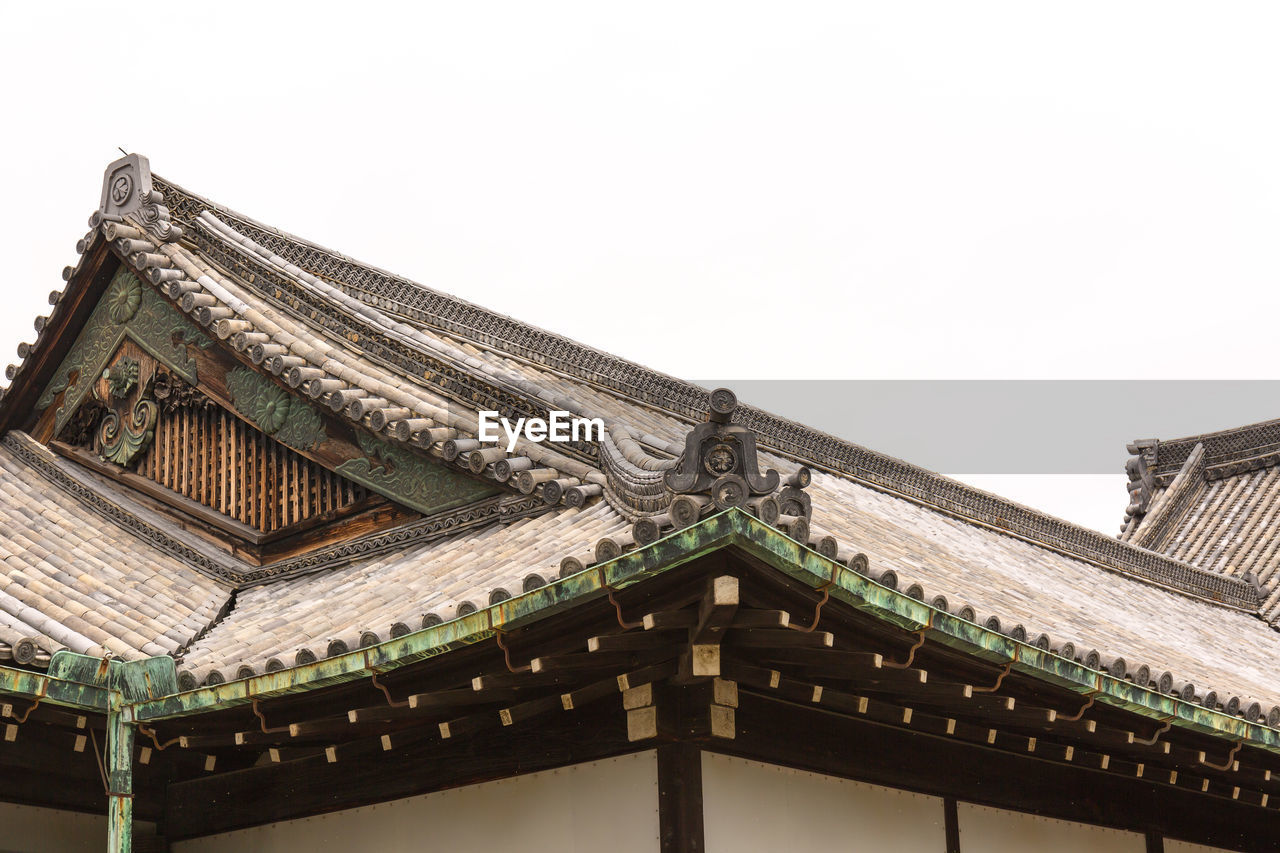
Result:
[336, 432, 499, 518]
[226, 368, 326, 452]
[30, 258, 507, 562]
[37, 266, 209, 435]
[96, 355, 157, 468]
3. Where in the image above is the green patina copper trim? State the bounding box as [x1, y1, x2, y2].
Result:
[124, 509, 1280, 753]
[0, 662, 111, 711]
[713, 514, 1280, 748]
[225, 368, 327, 451]
[107, 705, 134, 853]
[38, 267, 211, 433]
[335, 431, 500, 517]
[0, 655, 170, 852]
[49, 651, 178, 703]
[0, 654, 179, 715]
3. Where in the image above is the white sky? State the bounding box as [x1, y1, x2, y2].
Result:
[2, 2, 1276, 532]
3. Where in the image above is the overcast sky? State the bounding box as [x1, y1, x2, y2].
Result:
[3, 3, 1277, 533]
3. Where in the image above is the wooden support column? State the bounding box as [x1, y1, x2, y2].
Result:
[107, 704, 134, 853]
[944, 797, 960, 853]
[658, 743, 704, 853]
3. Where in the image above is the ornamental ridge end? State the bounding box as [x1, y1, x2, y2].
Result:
[665, 387, 812, 533]
[94, 153, 182, 243]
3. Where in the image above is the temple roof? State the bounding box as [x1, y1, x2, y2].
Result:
[1, 154, 1278, 722]
[1123, 418, 1280, 625]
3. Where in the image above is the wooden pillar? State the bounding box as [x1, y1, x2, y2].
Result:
[657, 743, 704, 853]
[944, 797, 961, 853]
[107, 704, 134, 853]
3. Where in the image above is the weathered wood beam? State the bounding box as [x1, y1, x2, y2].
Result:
[730, 609, 791, 629]
[692, 575, 739, 645]
[1, 701, 96, 732]
[471, 670, 586, 691]
[642, 607, 790, 632]
[743, 679, 1273, 809]
[0, 722, 107, 777]
[724, 658, 1263, 801]
[725, 628, 834, 649]
[345, 686, 519, 724]
[747, 646, 882, 671]
[0, 765, 112, 815]
[732, 688, 1276, 836]
[163, 700, 635, 839]
[586, 628, 687, 653]
[644, 611, 697, 631]
[406, 684, 513, 708]
[529, 650, 661, 675]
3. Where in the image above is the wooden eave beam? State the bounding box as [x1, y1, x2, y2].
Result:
[754, 673, 1279, 804]
[737, 684, 1274, 813]
[691, 575, 739, 644]
[161, 696, 638, 839]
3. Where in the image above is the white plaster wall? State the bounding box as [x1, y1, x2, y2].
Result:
[956, 802, 1144, 852]
[701, 752, 946, 852]
[1166, 841, 1240, 852]
[172, 751, 659, 853]
[0, 802, 107, 853]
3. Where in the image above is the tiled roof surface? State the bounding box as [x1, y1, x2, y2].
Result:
[807, 469, 1280, 708]
[0, 442, 228, 665]
[9, 419, 1280, 710]
[1123, 431, 1280, 626]
[177, 502, 627, 687]
[1158, 470, 1280, 577]
[1133, 465, 1280, 624]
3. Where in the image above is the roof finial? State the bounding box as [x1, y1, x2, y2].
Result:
[665, 387, 782, 510]
[92, 153, 182, 243]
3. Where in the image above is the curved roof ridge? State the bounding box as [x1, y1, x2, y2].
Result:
[1137, 416, 1280, 481]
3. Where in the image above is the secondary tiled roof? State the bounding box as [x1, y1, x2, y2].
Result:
[1124, 423, 1280, 624]
[0, 440, 227, 666]
[1159, 469, 1280, 585]
[177, 501, 628, 688]
[4, 154, 1280, 724]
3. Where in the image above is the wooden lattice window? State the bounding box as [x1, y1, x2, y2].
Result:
[53, 360, 407, 560]
[131, 393, 368, 534]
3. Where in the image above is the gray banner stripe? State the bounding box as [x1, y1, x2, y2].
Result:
[696, 381, 1280, 475]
